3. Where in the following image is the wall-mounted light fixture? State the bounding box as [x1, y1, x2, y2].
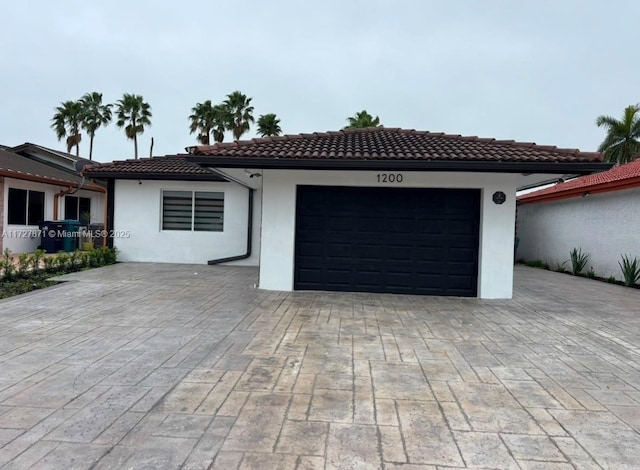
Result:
[582, 191, 590, 198]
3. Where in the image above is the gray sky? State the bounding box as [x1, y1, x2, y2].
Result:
[1, 1, 638, 162]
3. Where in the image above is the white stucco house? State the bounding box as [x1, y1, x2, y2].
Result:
[83, 128, 610, 299]
[0, 143, 106, 253]
[517, 157, 640, 279]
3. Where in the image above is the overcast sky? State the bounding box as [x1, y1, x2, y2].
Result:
[1, 1, 638, 162]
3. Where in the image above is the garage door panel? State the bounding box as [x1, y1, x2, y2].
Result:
[415, 247, 445, 262]
[327, 215, 354, 231]
[357, 217, 385, 233]
[449, 247, 476, 262]
[416, 219, 446, 234]
[295, 186, 479, 296]
[325, 242, 352, 259]
[326, 269, 352, 286]
[297, 268, 323, 285]
[387, 244, 413, 261]
[355, 244, 384, 259]
[387, 217, 415, 233]
[298, 214, 324, 232]
[449, 219, 478, 235]
[447, 262, 477, 275]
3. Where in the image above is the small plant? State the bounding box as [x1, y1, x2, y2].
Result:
[554, 260, 568, 273]
[43, 256, 56, 273]
[0, 249, 15, 279]
[16, 253, 31, 278]
[56, 253, 71, 272]
[586, 267, 596, 279]
[31, 249, 45, 272]
[78, 251, 91, 269]
[101, 247, 118, 265]
[69, 251, 80, 271]
[569, 247, 590, 276]
[606, 275, 617, 284]
[619, 254, 640, 287]
[524, 259, 550, 270]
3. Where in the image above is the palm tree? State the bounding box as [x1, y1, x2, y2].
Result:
[189, 100, 231, 145]
[344, 110, 381, 129]
[189, 100, 217, 145]
[212, 104, 229, 143]
[51, 100, 84, 156]
[257, 113, 282, 137]
[224, 91, 254, 141]
[596, 104, 640, 165]
[80, 92, 112, 160]
[115, 93, 152, 159]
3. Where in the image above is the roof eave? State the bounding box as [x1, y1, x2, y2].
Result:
[0, 169, 105, 191]
[185, 156, 612, 174]
[519, 176, 640, 204]
[83, 172, 229, 182]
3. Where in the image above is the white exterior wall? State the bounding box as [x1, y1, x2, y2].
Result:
[2, 177, 104, 253]
[259, 170, 519, 299]
[517, 188, 640, 279]
[113, 179, 260, 266]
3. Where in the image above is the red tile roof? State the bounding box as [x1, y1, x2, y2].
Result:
[82, 155, 226, 179]
[191, 127, 602, 163]
[519, 157, 640, 204]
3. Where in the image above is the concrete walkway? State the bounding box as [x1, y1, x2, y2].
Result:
[0, 264, 640, 469]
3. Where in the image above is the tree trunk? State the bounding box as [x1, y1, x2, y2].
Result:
[133, 116, 138, 159]
[89, 134, 94, 160]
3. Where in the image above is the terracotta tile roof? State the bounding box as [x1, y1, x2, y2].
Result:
[192, 127, 603, 163]
[82, 155, 224, 178]
[519, 157, 640, 203]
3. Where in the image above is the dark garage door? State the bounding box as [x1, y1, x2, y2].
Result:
[294, 186, 480, 296]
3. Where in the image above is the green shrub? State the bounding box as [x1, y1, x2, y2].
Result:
[569, 247, 590, 275]
[524, 259, 550, 269]
[586, 267, 596, 279]
[606, 275, 617, 284]
[0, 247, 118, 300]
[101, 247, 118, 265]
[43, 256, 56, 273]
[68, 251, 80, 271]
[31, 249, 45, 272]
[1, 249, 15, 279]
[619, 255, 640, 287]
[16, 253, 31, 278]
[554, 261, 568, 273]
[56, 253, 71, 272]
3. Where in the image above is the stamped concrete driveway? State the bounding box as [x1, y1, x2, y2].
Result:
[1, 264, 640, 469]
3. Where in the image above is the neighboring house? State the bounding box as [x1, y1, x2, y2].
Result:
[83, 127, 609, 299]
[517, 157, 640, 279]
[0, 143, 106, 253]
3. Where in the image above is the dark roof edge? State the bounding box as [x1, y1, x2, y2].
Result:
[185, 156, 613, 175]
[89, 172, 230, 181]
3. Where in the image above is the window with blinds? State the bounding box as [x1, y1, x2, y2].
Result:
[162, 190, 224, 232]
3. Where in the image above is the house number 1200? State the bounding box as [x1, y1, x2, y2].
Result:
[377, 173, 404, 183]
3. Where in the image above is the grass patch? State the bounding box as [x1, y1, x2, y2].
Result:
[0, 273, 59, 299]
[0, 247, 118, 300]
